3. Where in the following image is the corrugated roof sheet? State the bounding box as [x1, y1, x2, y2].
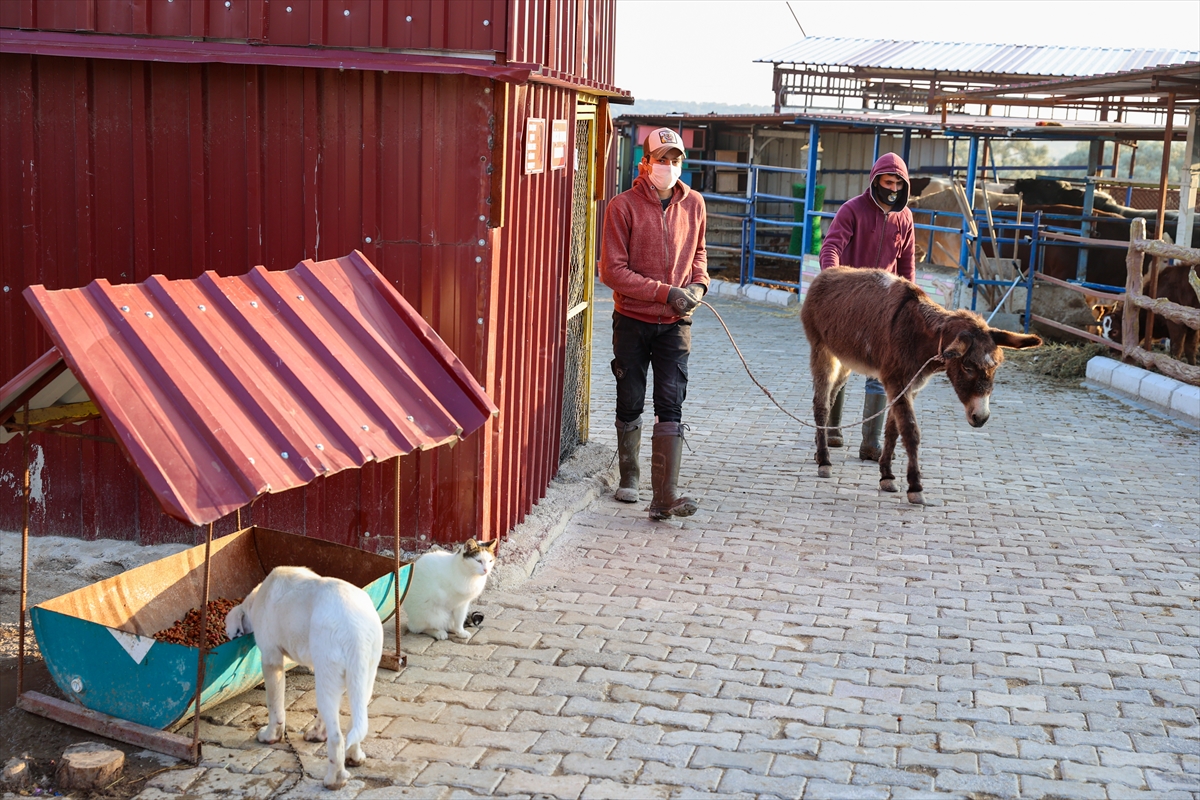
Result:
[9, 251, 498, 527]
[758, 36, 1200, 77]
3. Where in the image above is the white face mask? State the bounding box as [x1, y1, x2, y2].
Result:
[648, 163, 682, 191]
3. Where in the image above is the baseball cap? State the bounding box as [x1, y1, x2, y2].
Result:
[644, 127, 685, 159]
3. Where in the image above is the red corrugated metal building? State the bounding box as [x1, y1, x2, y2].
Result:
[0, 0, 628, 547]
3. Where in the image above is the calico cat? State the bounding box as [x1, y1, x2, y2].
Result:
[403, 538, 497, 640]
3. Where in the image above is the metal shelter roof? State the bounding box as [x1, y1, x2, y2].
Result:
[613, 110, 1184, 141]
[758, 36, 1200, 78]
[940, 61, 1200, 107]
[0, 252, 498, 527]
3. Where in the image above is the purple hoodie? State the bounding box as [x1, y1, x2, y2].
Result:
[819, 153, 915, 281]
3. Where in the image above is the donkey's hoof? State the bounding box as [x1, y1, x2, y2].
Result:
[907, 491, 926, 505]
[879, 479, 897, 493]
[817, 465, 832, 478]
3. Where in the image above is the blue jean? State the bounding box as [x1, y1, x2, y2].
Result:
[865, 377, 886, 396]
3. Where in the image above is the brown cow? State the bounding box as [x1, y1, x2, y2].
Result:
[986, 204, 1135, 287]
[1100, 265, 1200, 365]
[802, 268, 1041, 504]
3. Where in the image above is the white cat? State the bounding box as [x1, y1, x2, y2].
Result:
[225, 566, 382, 790]
[403, 538, 497, 640]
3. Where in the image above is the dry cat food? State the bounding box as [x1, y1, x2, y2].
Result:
[153, 597, 242, 649]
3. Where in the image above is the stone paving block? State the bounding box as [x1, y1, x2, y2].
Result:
[935, 770, 1020, 798]
[394, 742, 486, 767]
[495, 771, 587, 800]
[530, 731, 616, 758]
[580, 779, 673, 800]
[638, 761, 723, 791]
[412, 762, 504, 793]
[1019, 775, 1109, 799]
[560, 752, 641, 782]
[803, 779, 890, 799]
[479, 750, 561, 775]
[714, 767, 806, 799]
[1061, 761, 1149, 787]
[612, 739, 694, 768]
[770, 754, 853, 783]
[635, 705, 710, 730]
[689, 745, 772, 774]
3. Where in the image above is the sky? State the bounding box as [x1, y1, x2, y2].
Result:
[614, 0, 1200, 107]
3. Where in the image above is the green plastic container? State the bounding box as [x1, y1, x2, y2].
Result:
[789, 183, 826, 256]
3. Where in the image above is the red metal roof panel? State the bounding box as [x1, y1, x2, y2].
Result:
[18, 251, 498, 527]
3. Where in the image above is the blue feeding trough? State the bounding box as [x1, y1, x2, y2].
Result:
[29, 526, 411, 732]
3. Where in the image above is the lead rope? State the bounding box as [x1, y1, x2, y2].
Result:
[697, 300, 945, 430]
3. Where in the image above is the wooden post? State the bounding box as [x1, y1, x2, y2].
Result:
[1146, 93, 1177, 350]
[1124, 218, 1147, 360]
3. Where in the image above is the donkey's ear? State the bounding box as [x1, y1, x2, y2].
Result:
[990, 329, 1042, 350]
[942, 330, 972, 360]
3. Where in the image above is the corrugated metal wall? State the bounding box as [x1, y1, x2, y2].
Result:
[0, 53, 506, 546]
[485, 81, 578, 540]
[0, 0, 509, 52]
[508, 0, 615, 84]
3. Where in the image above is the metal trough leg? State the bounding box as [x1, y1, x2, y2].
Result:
[17, 691, 199, 762]
[379, 454, 407, 672]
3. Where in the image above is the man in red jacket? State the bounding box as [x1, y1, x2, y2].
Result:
[599, 127, 709, 520]
[817, 152, 915, 461]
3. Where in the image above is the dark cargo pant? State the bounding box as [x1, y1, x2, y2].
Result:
[611, 311, 691, 425]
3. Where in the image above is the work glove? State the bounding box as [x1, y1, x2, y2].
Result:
[667, 284, 705, 315]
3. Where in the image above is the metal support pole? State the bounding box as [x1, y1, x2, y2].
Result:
[801, 123, 820, 261]
[1145, 92, 1177, 350]
[19, 402, 30, 697]
[191, 521, 213, 763]
[902, 130, 912, 166]
[1077, 141, 1102, 280]
[872, 128, 881, 164]
[1179, 108, 1198, 250]
[747, 166, 759, 284]
[1025, 211, 1042, 334]
[959, 136, 980, 272]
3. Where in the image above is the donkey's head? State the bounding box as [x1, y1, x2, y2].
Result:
[940, 321, 1041, 427]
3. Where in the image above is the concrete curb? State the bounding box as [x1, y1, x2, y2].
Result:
[708, 279, 797, 307]
[491, 442, 616, 591]
[1084, 356, 1200, 428]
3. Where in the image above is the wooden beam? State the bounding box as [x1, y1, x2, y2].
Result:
[17, 691, 199, 763]
[12, 401, 100, 427]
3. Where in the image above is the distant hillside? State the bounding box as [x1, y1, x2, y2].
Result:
[616, 98, 775, 118]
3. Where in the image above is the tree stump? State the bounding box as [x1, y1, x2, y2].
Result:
[55, 742, 124, 792]
[2, 757, 32, 789]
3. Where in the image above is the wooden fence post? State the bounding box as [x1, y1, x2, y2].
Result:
[1123, 218, 1146, 360]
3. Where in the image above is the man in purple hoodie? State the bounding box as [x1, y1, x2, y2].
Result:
[817, 152, 915, 461]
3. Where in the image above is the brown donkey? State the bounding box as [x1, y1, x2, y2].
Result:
[801, 268, 1041, 504]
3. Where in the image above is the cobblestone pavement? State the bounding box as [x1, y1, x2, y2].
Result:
[134, 286, 1198, 799]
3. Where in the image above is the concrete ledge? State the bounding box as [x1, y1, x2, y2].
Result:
[1084, 356, 1200, 427]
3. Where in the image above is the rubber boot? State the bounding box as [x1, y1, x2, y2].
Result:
[826, 385, 846, 448]
[858, 393, 888, 462]
[614, 417, 642, 503]
[649, 421, 698, 520]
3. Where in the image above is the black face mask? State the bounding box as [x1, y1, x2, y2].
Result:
[873, 182, 900, 208]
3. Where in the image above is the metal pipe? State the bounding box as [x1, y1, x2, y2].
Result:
[393, 454, 402, 667]
[1145, 92, 1177, 350]
[1024, 210, 1043, 333]
[19, 402, 30, 696]
[800, 123, 820, 261]
[959, 136, 980, 273]
[902, 130, 912, 166]
[872, 128, 881, 164]
[191, 521, 213, 763]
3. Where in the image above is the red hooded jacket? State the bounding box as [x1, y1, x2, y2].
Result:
[599, 175, 709, 324]
[819, 153, 915, 281]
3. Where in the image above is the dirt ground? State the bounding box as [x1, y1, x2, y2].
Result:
[0, 535, 194, 798]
